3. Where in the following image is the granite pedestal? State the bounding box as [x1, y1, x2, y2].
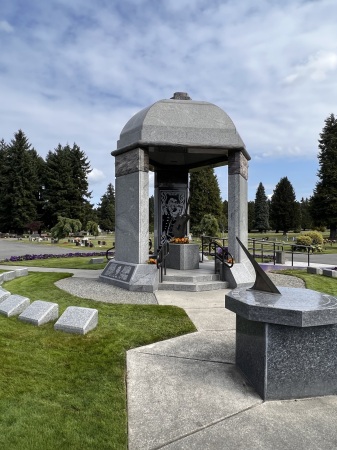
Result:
[225, 287, 337, 400]
[166, 244, 199, 270]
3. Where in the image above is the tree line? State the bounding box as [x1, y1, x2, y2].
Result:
[1, 113, 337, 238]
[0, 130, 115, 235]
[190, 113, 337, 239]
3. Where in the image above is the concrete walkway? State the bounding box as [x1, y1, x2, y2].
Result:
[127, 287, 337, 450]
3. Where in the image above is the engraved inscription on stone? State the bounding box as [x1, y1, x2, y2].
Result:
[102, 263, 135, 282]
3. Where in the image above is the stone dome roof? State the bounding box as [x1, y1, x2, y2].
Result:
[113, 95, 249, 169]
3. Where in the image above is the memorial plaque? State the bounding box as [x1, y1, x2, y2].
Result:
[101, 262, 135, 282]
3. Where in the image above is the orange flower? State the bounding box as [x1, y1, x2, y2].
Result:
[147, 258, 157, 264]
[170, 237, 189, 244]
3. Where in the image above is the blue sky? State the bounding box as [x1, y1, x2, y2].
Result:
[1, 0, 337, 206]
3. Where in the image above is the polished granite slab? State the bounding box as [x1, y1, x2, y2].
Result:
[225, 287, 337, 400]
[225, 287, 337, 327]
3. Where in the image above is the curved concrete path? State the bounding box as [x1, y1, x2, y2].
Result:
[127, 285, 337, 450]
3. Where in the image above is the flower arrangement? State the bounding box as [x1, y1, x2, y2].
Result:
[170, 237, 189, 244]
[147, 258, 157, 264]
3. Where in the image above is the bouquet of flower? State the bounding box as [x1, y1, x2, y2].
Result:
[170, 237, 189, 244]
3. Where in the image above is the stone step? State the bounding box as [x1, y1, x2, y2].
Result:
[158, 280, 229, 292]
[162, 273, 220, 283]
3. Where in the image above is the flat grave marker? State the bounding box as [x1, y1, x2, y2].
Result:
[54, 306, 98, 335]
[19, 300, 59, 326]
[0, 295, 30, 317]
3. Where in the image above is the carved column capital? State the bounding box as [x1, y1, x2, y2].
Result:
[228, 150, 248, 180]
[115, 148, 149, 177]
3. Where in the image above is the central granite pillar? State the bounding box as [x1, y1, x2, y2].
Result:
[100, 147, 159, 291]
[154, 168, 189, 253]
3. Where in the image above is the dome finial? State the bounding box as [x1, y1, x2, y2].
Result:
[170, 92, 191, 100]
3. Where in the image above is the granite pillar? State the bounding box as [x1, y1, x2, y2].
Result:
[228, 151, 248, 263]
[100, 147, 159, 292]
[115, 148, 149, 264]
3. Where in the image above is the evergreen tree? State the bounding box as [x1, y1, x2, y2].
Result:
[310, 114, 337, 238]
[300, 198, 312, 230]
[199, 214, 219, 236]
[254, 182, 269, 232]
[270, 177, 297, 233]
[0, 139, 8, 218]
[43, 143, 92, 228]
[0, 130, 40, 234]
[248, 201, 255, 232]
[222, 200, 228, 231]
[97, 183, 115, 231]
[189, 168, 223, 234]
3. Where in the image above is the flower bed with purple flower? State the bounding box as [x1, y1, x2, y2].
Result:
[4, 252, 107, 262]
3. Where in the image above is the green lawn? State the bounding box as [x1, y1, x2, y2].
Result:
[0, 256, 107, 270]
[279, 269, 337, 295]
[0, 272, 196, 450]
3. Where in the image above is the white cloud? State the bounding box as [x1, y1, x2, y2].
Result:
[0, 0, 336, 203]
[88, 168, 106, 183]
[0, 19, 13, 32]
[284, 51, 337, 84]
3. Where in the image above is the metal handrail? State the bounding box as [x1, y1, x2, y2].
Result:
[209, 240, 234, 269]
[156, 242, 169, 282]
[248, 238, 314, 266]
[201, 235, 228, 262]
[105, 246, 115, 260]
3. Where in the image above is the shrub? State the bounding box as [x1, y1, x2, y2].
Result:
[301, 230, 324, 245]
[296, 235, 312, 247]
[199, 214, 220, 237]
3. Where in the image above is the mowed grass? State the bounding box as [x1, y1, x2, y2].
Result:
[280, 269, 337, 295]
[0, 272, 196, 450]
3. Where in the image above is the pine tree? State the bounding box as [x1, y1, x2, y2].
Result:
[189, 168, 223, 234]
[300, 198, 312, 230]
[270, 177, 297, 233]
[248, 201, 255, 232]
[254, 182, 269, 232]
[97, 183, 115, 231]
[222, 200, 228, 231]
[0, 130, 40, 234]
[310, 114, 337, 238]
[43, 143, 93, 228]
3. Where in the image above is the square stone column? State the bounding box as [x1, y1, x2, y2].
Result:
[115, 148, 149, 264]
[228, 150, 248, 263]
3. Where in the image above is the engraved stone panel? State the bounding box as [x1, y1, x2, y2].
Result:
[101, 262, 135, 282]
